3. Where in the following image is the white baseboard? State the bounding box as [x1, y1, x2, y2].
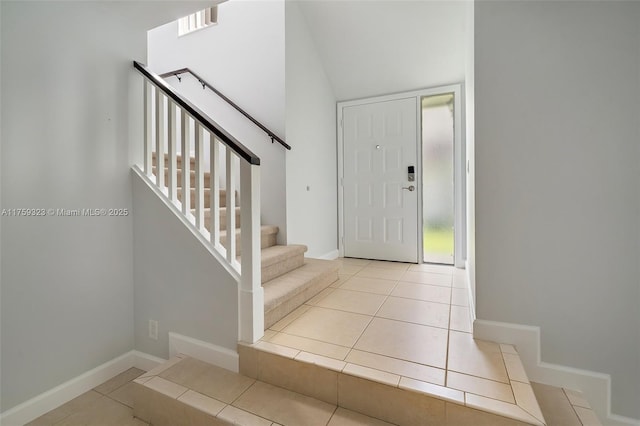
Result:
[314, 249, 340, 260]
[474, 319, 640, 426]
[168, 332, 239, 373]
[132, 350, 167, 372]
[0, 352, 135, 426]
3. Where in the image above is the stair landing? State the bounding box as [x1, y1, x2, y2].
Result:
[240, 258, 547, 425]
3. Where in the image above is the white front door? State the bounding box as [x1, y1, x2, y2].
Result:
[342, 97, 418, 263]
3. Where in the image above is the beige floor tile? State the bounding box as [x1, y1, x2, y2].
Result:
[178, 389, 226, 417]
[354, 318, 448, 369]
[563, 388, 591, 408]
[332, 274, 354, 288]
[327, 407, 395, 426]
[144, 376, 189, 399]
[281, 306, 372, 347]
[398, 377, 464, 405]
[108, 381, 137, 408]
[26, 391, 103, 425]
[343, 363, 400, 386]
[339, 264, 366, 275]
[159, 357, 254, 404]
[269, 305, 311, 332]
[391, 281, 451, 304]
[451, 287, 469, 306]
[257, 351, 339, 405]
[465, 394, 544, 426]
[339, 276, 398, 295]
[503, 353, 529, 383]
[452, 274, 468, 289]
[530, 382, 581, 426]
[233, 381, 335, 426]
[314, 288, 387, 315]
[261, 329, 278, 342]
[139, 355, 185, 379]
[446, 371, 514, 403]
[94, 368, 145, 395]
[253, 341, 300, 359]
[448, 331, 509, 383]
[55, 395, 147, 426]
[511, 381, 545, 424]
[338, 374, 446, 426]
[367, 261, 410, 271]
[400, 271, 452, 287]
[445, 402, 531, 426]
[295, 351, 347, 372]
[339, 257, 372, 266]
[270, 332, 351, 360]
[305, 287, 335, 305]
[376, 296, 450, 329]
[500, 344, 518, 354]
[218, 405, 272, 426]
[573, 406, 602, 426]
[345, 349, 445, 385]
[450, 305, 472, 332]
[356, 267, 405, 281]
[408, 263, 453, 275]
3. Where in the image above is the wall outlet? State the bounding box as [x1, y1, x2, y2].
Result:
[148, 320, 158, 340]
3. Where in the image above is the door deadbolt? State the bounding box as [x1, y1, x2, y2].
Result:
[402, 185, 415, 192]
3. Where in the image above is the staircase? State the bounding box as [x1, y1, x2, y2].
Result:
[152, 152, 339, 329]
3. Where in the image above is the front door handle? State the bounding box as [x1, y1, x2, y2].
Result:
[402, 185, 415, 192]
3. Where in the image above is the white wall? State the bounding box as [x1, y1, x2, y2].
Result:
[147, 0, 287, 242]
[285, 2, 338, 258]
[474, 1, 640, 419]
[132, 173, 239, 358]
[0, 0, 217, 413]
[297, 0, 468, 102]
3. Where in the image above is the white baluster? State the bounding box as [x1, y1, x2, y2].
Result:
[225, 149, 237, 265]
[167, 101, 177, 201]
[194, 123, 204, 231]
[180, 110, 190, 215]
[143, 81, 152, 175]
[155, 90, 165, 188]
[210, 137, 221, 248]
[239, 161, 263, 342]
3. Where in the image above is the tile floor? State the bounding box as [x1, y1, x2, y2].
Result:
[258, 258, 546, 424]
[26, 368, 147, 426]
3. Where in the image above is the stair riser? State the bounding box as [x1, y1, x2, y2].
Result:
[177, 188, 237, 209]
[152, 153, 196, 170]
[194, 208, 241, 231]
[262, 253, 305, 284]
[153, 167, 212, 189]
[264, 268, 338, 329]
[218, 231, 277, 255]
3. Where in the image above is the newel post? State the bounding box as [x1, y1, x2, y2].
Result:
[239, 161, 263, 343]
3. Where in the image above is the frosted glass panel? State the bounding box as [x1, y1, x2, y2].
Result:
[422, 94, 454, 265]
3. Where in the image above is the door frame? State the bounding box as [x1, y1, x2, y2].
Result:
[337, 84, 465, 267]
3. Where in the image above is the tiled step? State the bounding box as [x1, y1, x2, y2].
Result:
[194, 207, 241, 231]
[133, 354, 395, 426]
[263, 258, 339, 329]
[260, 244, 307, 284]
[176, 187, 238, 209]
[238, 339, 547, 426]
[220, 225, 278, 255]
[531, 382, 601, 426]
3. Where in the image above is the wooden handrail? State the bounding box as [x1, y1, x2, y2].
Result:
[133, 61, 260, 165]
[160, 67, 291, 151]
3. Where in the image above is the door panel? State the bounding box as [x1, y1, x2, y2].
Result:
[343, 98, 418, 262]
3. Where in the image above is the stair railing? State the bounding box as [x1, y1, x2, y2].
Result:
[133, 61, 263, 343]
[160, 67, 291, 151]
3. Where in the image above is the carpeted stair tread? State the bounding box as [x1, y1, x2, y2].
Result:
[260, 244, 307, 269]
[263, 258, 339, 315]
